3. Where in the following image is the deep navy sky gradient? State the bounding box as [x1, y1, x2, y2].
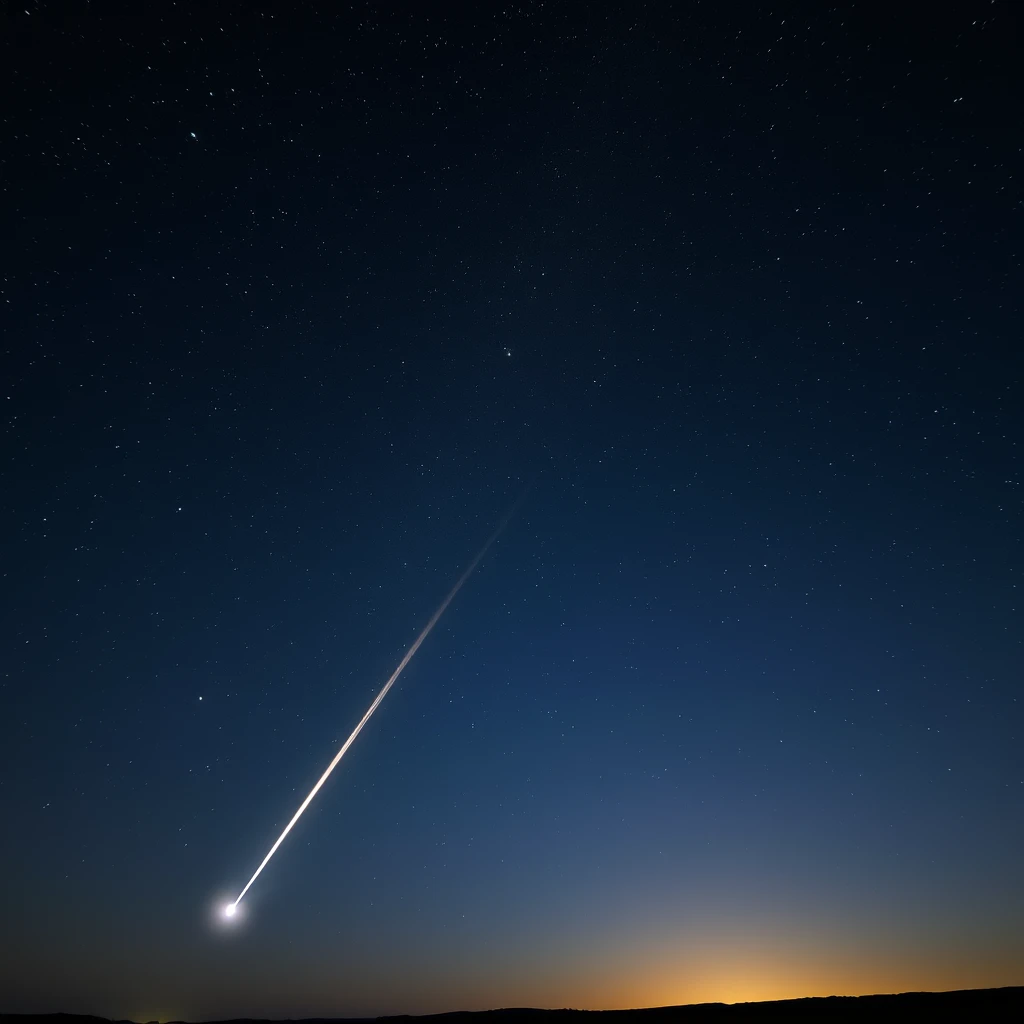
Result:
[1, 2, 1022, 1018]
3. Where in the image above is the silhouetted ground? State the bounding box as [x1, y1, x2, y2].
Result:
[4, 989, 1024, 1024]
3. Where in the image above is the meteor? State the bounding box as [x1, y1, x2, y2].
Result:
[225, 491, 528, 915]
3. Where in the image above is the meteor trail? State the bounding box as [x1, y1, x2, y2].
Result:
[226, 490, 528, 914]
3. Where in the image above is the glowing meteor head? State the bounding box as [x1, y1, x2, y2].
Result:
[223, 903, 237, 919]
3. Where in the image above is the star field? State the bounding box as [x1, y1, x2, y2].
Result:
[1, 1, 1021, 1019]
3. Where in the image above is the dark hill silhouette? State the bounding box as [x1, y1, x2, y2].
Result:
[4, 989, 1024, 1024]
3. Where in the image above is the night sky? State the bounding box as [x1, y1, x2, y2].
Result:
[2, 1, 1022, 1019]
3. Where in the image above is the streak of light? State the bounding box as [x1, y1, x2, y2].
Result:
[228, 488, 529, 912]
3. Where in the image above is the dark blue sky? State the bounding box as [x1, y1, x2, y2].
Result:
[1, 1, 1021, 1017]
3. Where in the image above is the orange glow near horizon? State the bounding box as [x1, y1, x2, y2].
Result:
[558, 939, 1024, 1012]
[69, 910, 1024, 1022]
[384, 930, 1024, 1017]
[103, 947, 1024, 1023]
